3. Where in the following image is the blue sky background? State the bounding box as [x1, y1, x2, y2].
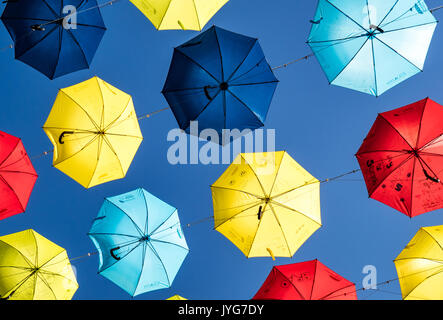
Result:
[0, 0, 442, 300]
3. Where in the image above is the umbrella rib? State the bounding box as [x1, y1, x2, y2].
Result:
[373, 36, 422, 71]
[87, 232, 139, 239]
[148, 208, 178, 237]
[0, 175, 25, 213]
[101, 134, 125, 178]
[50, 24, 63, 79]
[268, 153, 285, 199]
[98, 242, 143, 274]
[246, 203, 268, 257]
[422, 228, 443, 252]
[379, 21, 437, 36]
[66, 28, 89, 67]
[1, 271, 35, 300]
[309, 260, 318, 299]
[376, 0, 399, 28]
[0, 240, 34, 269]
[157, 0, 173, 30]
[226, 90, 265, 126]
[150, 238, 189, 252]
[105, 200, 144, 236]
[407, 156, 417, 217]
[0, 139, 20, 168]
[15, 24, 59, 60]
[325, 0, 368, 32]
[146, 242, 171, 287]
[86, 136, 103, 188]
[228, 56, 266, 84]
[229, 80, 279, 88]
[182, 90, 222, 130]
[191, 0, 201, 31]
[378, 114, 415, 151]
[103, 97, 133, 132]
[132, 242, 147, 296]
[214, 200, 263, 229]
[41, 0, 60, 17]
[52, 134, 99, 168]
[329, 37, 370, 85]
[226, 40, 258, 82]
[269, 200, 322, 227]
[319, 283, 357, 300]
[36, 272, 57, 300]
[403, 266, 443, 300]
[60, 91, 100, 130]
[419, 133, 443, 151]
[370, 37, 378, 96]
[211, 185, 264, 199]
[368, 154, 413, 198]
[268, 203, 292, 257]
[271, 179, 319, 200]
[273, 267, 307, 300]
[240, 154, 267, 196]
[176, 50, 220, 83]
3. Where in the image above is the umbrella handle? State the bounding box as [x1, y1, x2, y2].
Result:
[58, 131, 74, 144]
[110, 247, 121, 260]
[423, 169, 440, 183]
[257, 206, 263, 220]
[204, 86, 214, 100]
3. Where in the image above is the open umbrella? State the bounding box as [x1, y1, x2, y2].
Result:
[162, 26, 278, 145]
[395, 225, 443, 300]
[356, 98, 443, 217]
[307, 0, 437, 96]
[0, 229, 78, 300]
[130, 0, 229, 30]
[88, 188, 189, 297]
[43, 77, 143, 188]
[0, 131, 37, 221]
[253, 260, 357, 300]
[167, 295, 187, 300]
[1, 0, 106, 79]
[211, 151, 321, 259]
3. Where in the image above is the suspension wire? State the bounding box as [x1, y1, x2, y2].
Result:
[327, 263, 443, 300]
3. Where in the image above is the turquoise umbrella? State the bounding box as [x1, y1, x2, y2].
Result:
[88, 188, 189, 297]
[307, 0, 437, 96]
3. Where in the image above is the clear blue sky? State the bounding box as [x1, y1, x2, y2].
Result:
[0, 0, 442, 300]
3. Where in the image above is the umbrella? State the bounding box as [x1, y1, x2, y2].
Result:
[0, 131, 37, 221]
[88, 188, 189, 296]
[307, 0, 437, 96]
[0, 229, 78, 300]
[395, 225, 443, 300]
[130, 0, 229, 30]
[162, 26, 278, 145]
[211, 151, 321, 259]
[43, 77, 143, 189]
[1, 0, 106, 79]
[356, 98, 443, 217]
[167, 295, 187, 300]
[253, 259, 357, 300]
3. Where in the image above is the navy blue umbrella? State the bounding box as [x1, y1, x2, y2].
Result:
[162, 26, 278, 145]
[1, 0, 106, 79]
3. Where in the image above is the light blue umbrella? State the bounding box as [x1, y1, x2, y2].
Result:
[88, 188, 189, 297]
[307, 0, 437, 96]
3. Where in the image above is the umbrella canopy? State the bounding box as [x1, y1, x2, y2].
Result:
[211, 151, 321, 259]
[167, 295, 187, 300]
[307, 0, 437, 96]
[253, 260, 357, 300]
[43, 77, 143, 189]
[162, 26, 278, 145]
[1, 0, 106, 79]
[130, 0, 229, 30]
[0, 229, 78, 300]
[395, 225, 443, 300]
[356, 98, 443, 217]
[0, 131, 37, 221]
[88, 188, 189, 297]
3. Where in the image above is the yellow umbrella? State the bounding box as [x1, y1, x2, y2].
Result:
[167, 295, 188, 300]
[130, 0, 229, 30]
[394, 225, 443, 300]
[43, 77, 143, 188]
[0, 229, 78, 300]
[211, 151, 322, 259]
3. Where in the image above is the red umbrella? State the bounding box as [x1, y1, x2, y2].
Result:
[0, 131, 37, 220]
[252, 260, 357, 300]
[356, 98, 443, 218]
